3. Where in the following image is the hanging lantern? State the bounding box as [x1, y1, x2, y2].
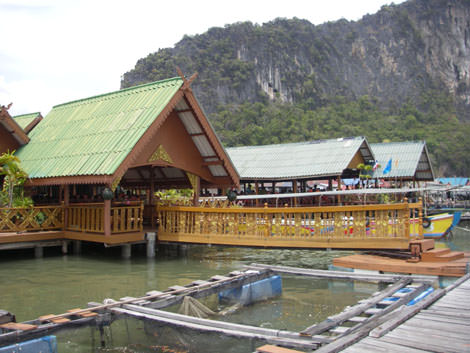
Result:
[227, 189, 237, 202]
[102, 187, 114, 200]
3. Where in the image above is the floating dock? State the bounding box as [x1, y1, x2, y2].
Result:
[1, 265, 469, 352]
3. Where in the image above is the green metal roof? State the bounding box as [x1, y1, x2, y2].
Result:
[226, 137, 374, 180]
[16, 77, 183, 179]
[371, 141, 434, 180]
[13, 112, 41, 131]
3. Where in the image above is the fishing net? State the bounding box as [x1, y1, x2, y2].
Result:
[178, 296, 216, 318]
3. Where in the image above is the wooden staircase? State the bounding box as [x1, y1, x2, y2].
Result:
[421, 248, 465, 262]
[409, 239, 464, 263]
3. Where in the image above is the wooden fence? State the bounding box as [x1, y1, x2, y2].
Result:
[157, 200, 423, 249]
[66, 202, 144, 234]
[0, 206, 63, 232]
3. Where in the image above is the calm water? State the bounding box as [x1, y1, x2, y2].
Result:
[1, 224, 469, 353]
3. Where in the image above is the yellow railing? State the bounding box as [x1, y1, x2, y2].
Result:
[66, 204, 104, 233]
[110, 204, 144, 233]
[66, 202, 144, 234]
[157, 200, 423, 249]
[0, 206, 64, 232]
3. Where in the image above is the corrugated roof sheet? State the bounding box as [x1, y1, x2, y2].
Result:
[226, 137, 371, 180]
[16, 78, 183, 178]
[13, 112, 41, 131]
[371, 141, 434, 180]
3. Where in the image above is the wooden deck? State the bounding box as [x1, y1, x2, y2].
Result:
[339, 274, 470, 353]
[333, 252, 470, 277]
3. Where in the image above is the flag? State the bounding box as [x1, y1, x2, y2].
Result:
[372, 160, 379, 171]
[383, 158, 392, 175]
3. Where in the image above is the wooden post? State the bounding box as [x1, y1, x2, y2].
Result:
[192, 175, 200, 206]
[293, 180, 298, 207]
[255, 181, 259, 207]
[64, 185, 70, 229]
[104, 199, 111, 237]
[403, 197, 410, 239]
[337, 176, 342, 205]
[150, 166, 156, 229]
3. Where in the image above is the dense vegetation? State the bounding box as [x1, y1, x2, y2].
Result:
[122, 0, 470, 176]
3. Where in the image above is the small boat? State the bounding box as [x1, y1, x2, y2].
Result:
[422, 212, 461, 239]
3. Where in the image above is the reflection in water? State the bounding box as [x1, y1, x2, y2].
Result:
[0, 224, 468, 352]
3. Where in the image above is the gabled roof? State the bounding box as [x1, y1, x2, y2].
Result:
[0, 106, 30, 147]
[15, 77, 239, 187]
[371, 141, 434, 181]
[226, 136, 374, 181]
[13, 112, 43, 134]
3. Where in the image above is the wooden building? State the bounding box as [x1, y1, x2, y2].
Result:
[1, 75, 239, 244]
[371, 141, 434, 186]
[226, 136, 375, 195]
[0, 106, 30, 154]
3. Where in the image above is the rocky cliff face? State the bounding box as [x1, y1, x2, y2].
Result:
[122, 0, 470, 119]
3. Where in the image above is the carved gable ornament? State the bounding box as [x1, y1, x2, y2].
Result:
[148, 145, 173, 164]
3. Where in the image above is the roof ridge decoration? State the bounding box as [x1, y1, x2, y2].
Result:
[148, 145, 173, 164]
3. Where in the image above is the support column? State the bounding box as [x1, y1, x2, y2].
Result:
[293, 180, 298, 207]
[121, 244, 131, 259]
[192, 175, 200, 206]
[73, 240, 81, 254]
[64, 185, 70, 229]
[146, 232, 156, 258]
[104, 199, 111, 237]
[34, 246, 43, 258]
[61, 240, 68, 255]
[337, 176, 342, 205]
[255, 181, 259, 207]
[150, 166, 156, 229]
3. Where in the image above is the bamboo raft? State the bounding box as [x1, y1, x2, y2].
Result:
[1, 265, 468, 352]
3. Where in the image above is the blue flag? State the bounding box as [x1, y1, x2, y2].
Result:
[383, 158, 392, 175]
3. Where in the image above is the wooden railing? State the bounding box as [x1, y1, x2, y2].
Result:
[0, 206, 63, 232]
[157, 200, 423, 250]
[110, 204, 144, 233]
[66, 202, 144, 234]
[66, 204, 104, 233]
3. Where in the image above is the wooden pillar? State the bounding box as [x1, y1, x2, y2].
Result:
[150, 166, 156, 228]
[328, 178, 333, 191]
[337, 176, 342, 205]
[193, 175, 200, 206]
[255, 181, 259, 207]
[63, 185, 70, 229]
[104, 198, 111, 237]
[293, 180, 298, 207]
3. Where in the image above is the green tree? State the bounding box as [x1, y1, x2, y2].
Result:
[0, 151, 29, 208]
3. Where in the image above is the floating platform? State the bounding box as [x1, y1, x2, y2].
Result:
[333, 252, 469, 277]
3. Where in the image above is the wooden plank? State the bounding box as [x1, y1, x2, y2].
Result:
[382, 329, 469, 353]
[347, 317, 367, 323]
[300, 278, 411, 335]
[256, 345, 305, 353]
[0, 322, 37, 331]
[423, 307, 470, 319]
[417, 312, 470, 326]
[399, 321, 469, 338]
[247, 263, 435, 283]
[369, 288, 446, 338]
[39, 314, 70, 324]
[111, 306, 319, 350]
[343, 337, 430, 353]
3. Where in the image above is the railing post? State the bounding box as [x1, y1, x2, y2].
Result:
[418, 197, 423, 239]
[403, 197, 410, 239]
[264, 203, 269, 237]
[104, 199, 111, 237]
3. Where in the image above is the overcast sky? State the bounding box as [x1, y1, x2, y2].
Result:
[0, 0, 405, 116]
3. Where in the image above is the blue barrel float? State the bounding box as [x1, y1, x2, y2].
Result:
[219, 275, 282, 306]
[0, 336, 57, 353]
